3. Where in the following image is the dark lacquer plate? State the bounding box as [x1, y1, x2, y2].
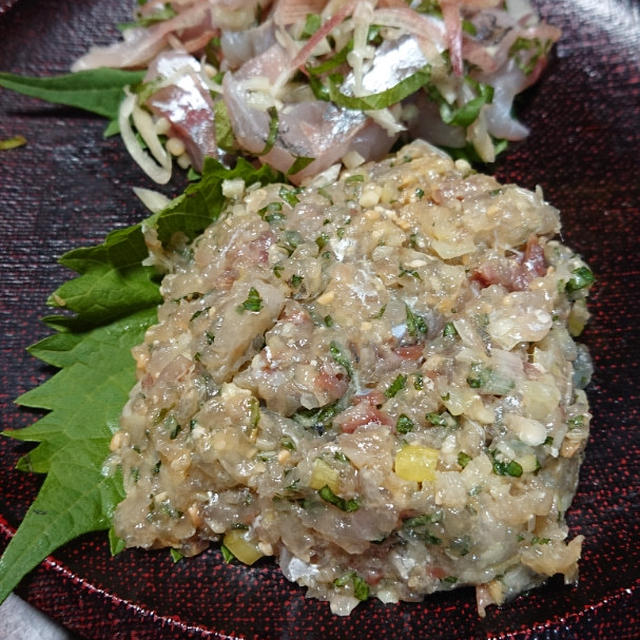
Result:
[1, 1, 639, 638]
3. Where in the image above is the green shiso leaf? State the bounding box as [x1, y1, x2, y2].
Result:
[0, 68, 145, 137]
[327, 66, 431, 111]
[0, 157, 284, 605]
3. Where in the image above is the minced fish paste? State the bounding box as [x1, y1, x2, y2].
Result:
[110, 140, 593, 615]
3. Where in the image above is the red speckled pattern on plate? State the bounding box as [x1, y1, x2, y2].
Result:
[0, 1, 639, 638]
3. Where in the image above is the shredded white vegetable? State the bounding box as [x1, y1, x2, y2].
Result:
[133, 186, 172, 212]
[119, 89, 172, 184]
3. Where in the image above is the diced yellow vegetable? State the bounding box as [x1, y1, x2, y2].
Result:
[223, 529, 264, 565]
[394, 445, 439, 482]
[568, 299, 590, 336]
[517, 453, 539, 474]
[309, 457, 340, 493]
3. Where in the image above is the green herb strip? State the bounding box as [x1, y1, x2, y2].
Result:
[385, 374, 407, 398]
[287, 155, 315, 176]
[257, 106, 279, 156]
[327, 66, 431, 111]
[318, 485, 360, 512]
[329, 341, 353, 379]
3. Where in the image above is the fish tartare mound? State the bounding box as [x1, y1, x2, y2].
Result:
[110, 140, 593, 615]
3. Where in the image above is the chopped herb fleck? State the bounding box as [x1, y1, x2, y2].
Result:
[568, 415, 585, 429]
[457, 452, 472, 468]
[315, 232, 329, 250]
[279, 185, 301, 207]
[249, 397, 260, 428]
[258, 201, 284, 224]
[491, 452, 523, 478]
[406, 304, 428, 337]
[238, 287, 263, 313]
[396, 414, 414, 434]
[565, 266, 595, 294]
[170, 548, 184, 563]
[372, 304, 386, 319]
[467, 362, 514, 395]
[352, 574, 370, 601]
[443, 322, 457, 337]
[220, 544, 235, 563]
[287, 155, 315, 176]
[318, 485, 360, 512]
[293, 401, 340, 434]
[190, 307, 210, 321]
[300, 13, 321, 38]
[329, 341, 353, 379]
[385, 374, 407, 398]
[399, 265, 421, 279]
